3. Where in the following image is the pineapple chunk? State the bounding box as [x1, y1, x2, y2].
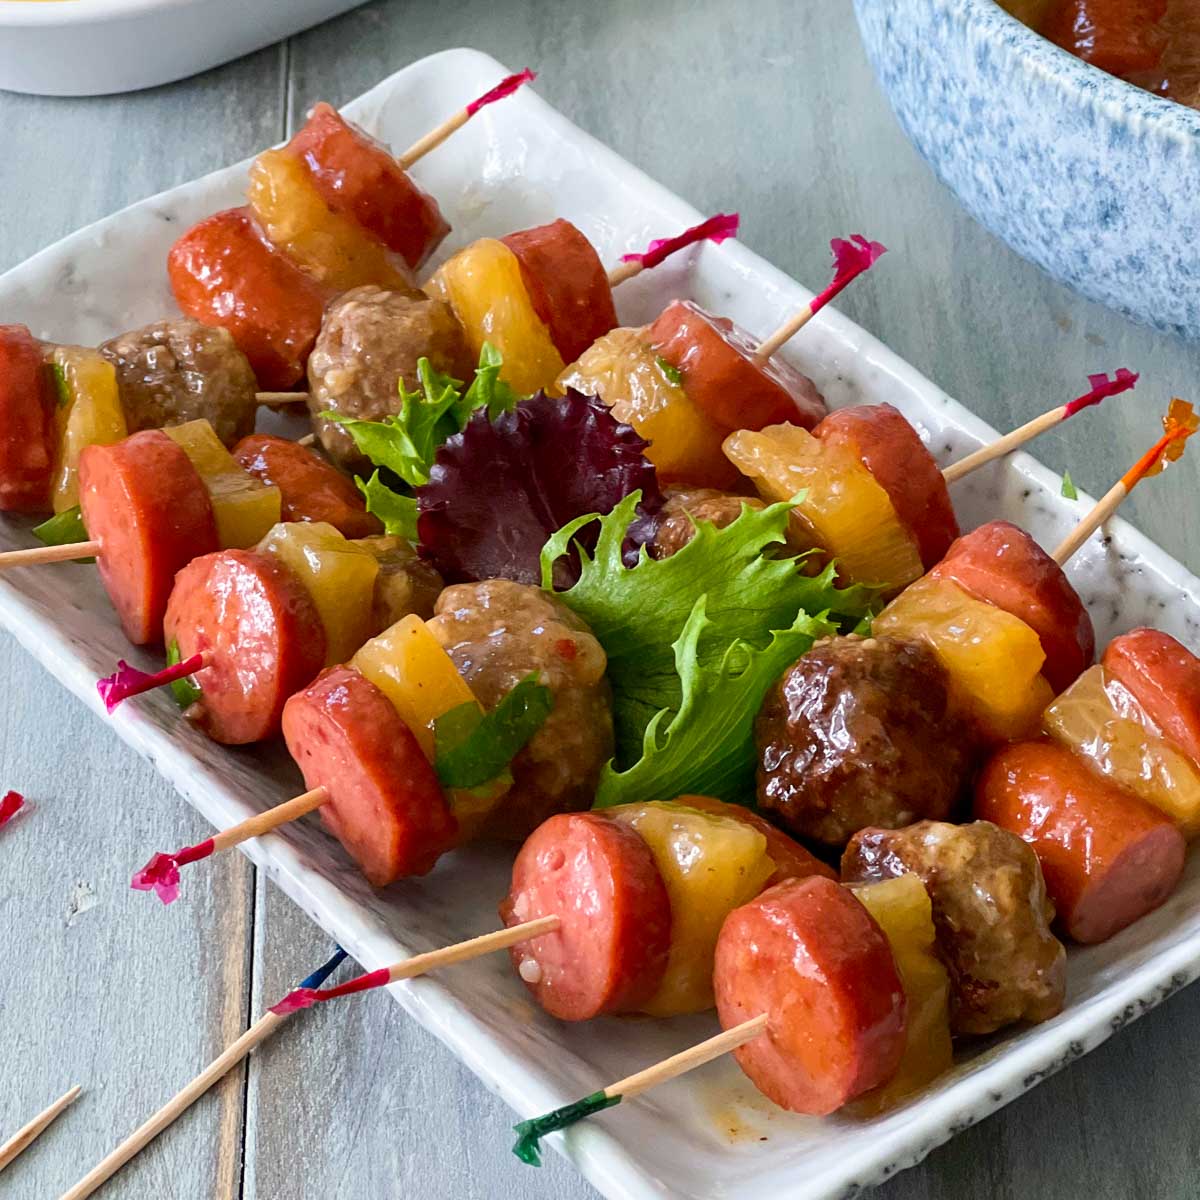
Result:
[1044, 664, 1200, 835]
[50, 346, 127, 513]
[610, 800, 775, 1017]
[258, 522, 379, 666]
[875, 575, 1053, 742]
[849, 873, 953, 1114]
[164, 419, 280, 549]
[248, 149, 412, 292]
[723, 423, 923, 591]
[556, 327, 735, 487]
[351, 614, 479, 760]
[424, 238, 564, 395]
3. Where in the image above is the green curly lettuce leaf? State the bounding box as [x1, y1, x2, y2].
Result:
[357, 471, 418, 540]
[541, 491, 877, 770]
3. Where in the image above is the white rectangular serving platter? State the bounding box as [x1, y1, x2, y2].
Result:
[3, 47, 1200, 1200]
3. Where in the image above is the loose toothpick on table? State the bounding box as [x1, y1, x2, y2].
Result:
[0, 1085, 81, 1174]
[59, 947, 347, 1200]
[1052, 398, 1198, 566]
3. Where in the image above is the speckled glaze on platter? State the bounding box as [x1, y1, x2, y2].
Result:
[854, 0, 1200, 341]
[2, 47, 1200, 1200]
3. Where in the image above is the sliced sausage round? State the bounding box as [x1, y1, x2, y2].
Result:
[647, 299, 827, 432]
[282, 664, 457, 885]
[500, 219, 618, 364]
[168, 207, 328, 390]
[164, 549, 327, 744]
[929, 519, 1094, 692]
[755, 635, 971, 848]
[0, 324, 56, 512]
[233, 433, 382, 539]
[500, 811, 671, 1020]
[714, 875, 907, 1115]
[285, 102, 450, 272]
[99, 318, 259, 449]
[842, 820, 1067, 1036]
[670, 795, 836, 887]
[79, 430, 218, 645]
[815, 403, 958, 568]
[977, 739, 1185, 944]
[1102, 628, 1200, 767]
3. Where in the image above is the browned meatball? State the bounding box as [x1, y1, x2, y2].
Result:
[99, 318, 258, 448]
[353, 535, 444, 634]
[651, 486, 763, 559]
[843, 820, 1067, 1036]
[755, 634, 969, 847]
[427, 579, 613, 841]
[307, 285, 472, 471]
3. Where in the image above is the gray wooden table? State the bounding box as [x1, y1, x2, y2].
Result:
[2, 2, 1199, 1197]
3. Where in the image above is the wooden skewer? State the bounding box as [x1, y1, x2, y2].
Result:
[605, 259, 644, 288]
[0, 1086, 81, 1174]
[297, 433, 316, 447]
[754, 303, 816, 362]
[211, 786, 330, 855]
[1052, 478, 1125, 565]
[255, 391, 309, 406]
[0, 540, 99, 568]
[942, 405, 1067, 484]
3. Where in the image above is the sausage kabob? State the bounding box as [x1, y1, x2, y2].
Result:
[126, 406, 1195, 1152]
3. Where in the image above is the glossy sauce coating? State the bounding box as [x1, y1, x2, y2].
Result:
[842, 820, 1067, 1035]
[930, 519, 1095, 691]
[79, 430, 218, 645]
[976, 739, 1185, 944]
[1102, 628, 1200, 766]
[164, 549, 327, 744]
[500, 219, 618, 363]
[647, 300, 827, 432]
[714, 876, 908, 1114]
[284, 102, 450, 271]
[233, 433, 381, 539]
[650, 487, 762, 558]
[283, 664, 457, 885]
[500, 811, 671, 1020]
[815, 403, 958, 568]
[0, 324, 56, 511]
[167, 207, 328, 390]
[756, 635, 970, 847]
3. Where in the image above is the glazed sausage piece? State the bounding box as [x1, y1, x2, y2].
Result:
[427, 580, 613, 840]
[842, 820, 1067, 1036]
[1102, 628, 1200, 766]
[282, 664, 457, 885]
[650, 486, 763, 559]
[647, 300, 827, 432]
[929, 520, 1094, 691]
[78, 431, 219, 645]
[168, 207, 328, 391]
[355, 535, 444, 634]
[977, 739, 1185, 944]
[756, 635, 971, 848]
[815, 404, 959, 569]
[0, 324, 56, 512]
[99, 319, 258, 449]
[500, 812, 672, 1020]
[714, 876, 907, 1115]
[306, 285, 473, 472]
[284, 102, 450, 272]
[233, 433, 382, 539]
[500, 220, 618, 364]
[164, 549, 327, 745]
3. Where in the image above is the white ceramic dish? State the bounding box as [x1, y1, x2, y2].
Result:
[3, 46, 1200, 1200]
[0, 0, 367, 96]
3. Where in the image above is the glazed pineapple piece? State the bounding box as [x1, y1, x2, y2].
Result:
[557, 327, 736, 488]
[424, 238, 564, 395]
[1044, 664, 1200, 834]
[247, 149, 413, 292]
[609, 800, 776, 1017]
[723, 422, 923, 590]
[875, 575, 1054, 742]
[258, 522, 380, 665]
[49, 346, 127, 513]
[163, 419, 281, 549]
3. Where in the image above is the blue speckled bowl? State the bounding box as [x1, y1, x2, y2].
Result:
[855, 0, 1200, 339]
